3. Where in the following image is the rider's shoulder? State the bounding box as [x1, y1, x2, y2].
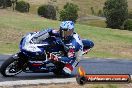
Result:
[73, 32, 79, 35]
[73, 33, 81, 40]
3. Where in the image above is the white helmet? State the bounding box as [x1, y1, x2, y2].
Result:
[60, 21, 74, 41]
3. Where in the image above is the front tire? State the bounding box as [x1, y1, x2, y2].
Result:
[0, 56, 22, 77]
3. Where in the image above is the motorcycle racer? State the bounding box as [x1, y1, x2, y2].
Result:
[26, 21, 93, 75]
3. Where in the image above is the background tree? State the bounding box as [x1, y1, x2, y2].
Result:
[59, 3, 79, 23]
[128, 11, 132, 19]
[11, 0, 17, 11]
[38, 4, 56, 20]
[2, 0, 7, 8]
[91, 7, 95, 15]
[98, 10, 104, 17]
[0, 0, 2, 7]
[103, 0, 128, 29]
[15, 1, 30, 13]
[0, 0, 12, 8]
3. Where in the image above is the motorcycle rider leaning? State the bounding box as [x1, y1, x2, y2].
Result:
[31, 21, 93, 75]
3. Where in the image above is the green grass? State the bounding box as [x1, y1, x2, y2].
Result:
[79, 20, 106, 28]
[0, 10, 132, 59]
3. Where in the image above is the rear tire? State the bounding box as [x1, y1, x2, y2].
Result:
[0, 56, 22, 77]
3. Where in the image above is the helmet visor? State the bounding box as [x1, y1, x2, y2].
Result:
[60, 29, 73, 38]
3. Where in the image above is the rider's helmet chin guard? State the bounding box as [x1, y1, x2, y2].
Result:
[59, 21, 74, 41]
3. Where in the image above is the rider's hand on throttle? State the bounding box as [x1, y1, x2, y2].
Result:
[48, 53, 59, 61]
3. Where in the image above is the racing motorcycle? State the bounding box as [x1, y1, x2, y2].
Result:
[0, 32, 94, 77]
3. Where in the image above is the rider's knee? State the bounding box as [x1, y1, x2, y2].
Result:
[62, 64, 73, 75]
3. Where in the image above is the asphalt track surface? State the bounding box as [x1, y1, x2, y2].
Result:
[0, 55, 132, 82]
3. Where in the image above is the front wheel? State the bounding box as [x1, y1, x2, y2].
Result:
[0, 56, 22, 77]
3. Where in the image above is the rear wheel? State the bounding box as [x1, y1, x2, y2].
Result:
[0, 57, 22, 77]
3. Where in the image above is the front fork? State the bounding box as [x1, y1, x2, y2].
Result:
[12, 52, 28, 70]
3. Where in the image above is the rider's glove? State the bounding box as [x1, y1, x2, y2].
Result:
[83, 48, 91, 55]
[48, 53, 59, 61]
